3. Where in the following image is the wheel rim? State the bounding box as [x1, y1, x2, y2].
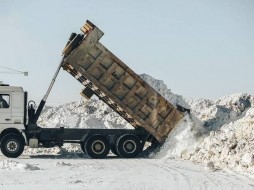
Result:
[91, 140, 105, 154]
[6, 140, 19, 153]
[123, 140, 137, 154]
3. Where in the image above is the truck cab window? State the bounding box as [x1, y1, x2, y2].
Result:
[0, 94, 10, 108]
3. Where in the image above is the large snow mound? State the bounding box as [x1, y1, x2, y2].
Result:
[38, 99, 132, 130]
[140, 73, 189, 108]
[188, 107, 254, 178]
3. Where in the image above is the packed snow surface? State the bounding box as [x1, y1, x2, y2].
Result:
[1, 74, 254, 189]
[0, 157, 254, 190]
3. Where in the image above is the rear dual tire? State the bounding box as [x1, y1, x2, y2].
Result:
[115, 135, 143, 158]
[81, 135, 110, 159]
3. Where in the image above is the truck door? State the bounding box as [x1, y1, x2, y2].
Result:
[0, 94, 12, 124]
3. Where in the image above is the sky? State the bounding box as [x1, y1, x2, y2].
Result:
[0, 0, 253, 104]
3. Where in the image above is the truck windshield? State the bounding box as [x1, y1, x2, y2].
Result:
[0, 94, 10, 108]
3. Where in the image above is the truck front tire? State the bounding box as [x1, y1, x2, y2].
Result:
[0, 134, 25, 158]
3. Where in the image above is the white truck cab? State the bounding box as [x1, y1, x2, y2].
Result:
[0, 85, 26, 133]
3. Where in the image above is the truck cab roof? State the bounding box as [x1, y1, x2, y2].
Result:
[0, 86, 24, 93]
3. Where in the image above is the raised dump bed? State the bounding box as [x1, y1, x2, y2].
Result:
[62, 20, 184, 142]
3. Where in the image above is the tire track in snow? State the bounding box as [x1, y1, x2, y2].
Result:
[148, 159, 254, 190]
[150, 162, 193, 190]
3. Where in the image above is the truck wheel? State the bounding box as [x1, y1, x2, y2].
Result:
[0, 134, 25, 158]
[84, 135, 110, 159]
[116, 134, 143, 158]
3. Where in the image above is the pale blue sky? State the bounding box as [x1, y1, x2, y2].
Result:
[0, 0, 253, 104]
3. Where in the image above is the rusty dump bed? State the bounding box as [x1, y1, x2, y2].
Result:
[62, 21, 184, 142]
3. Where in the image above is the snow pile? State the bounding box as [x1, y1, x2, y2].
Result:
[188, 93, 253, 130]
[0, 159, 40, 170]
[37, 99, 132, 130]
[140, 74, 189, 108]
[187, 107, 254, 177]
[167, 93, 253, 156]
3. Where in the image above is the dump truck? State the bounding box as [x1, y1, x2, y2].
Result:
[0, 21, 188, 159]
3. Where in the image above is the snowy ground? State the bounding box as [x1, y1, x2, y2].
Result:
[1, 74, 254, 189]
[1, 155, 254, 190]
